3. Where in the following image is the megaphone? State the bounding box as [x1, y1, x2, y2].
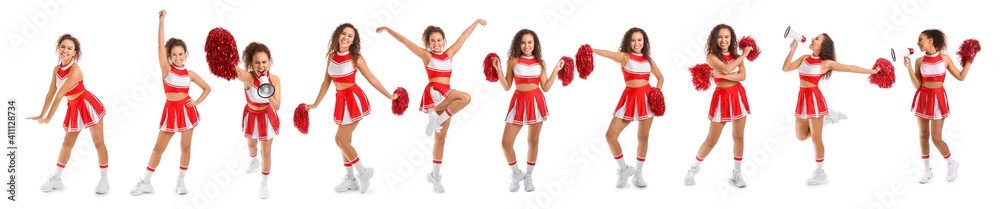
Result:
[257, 75, 275, 98]
[784, 26, 806, 43]
[890, 47, 914, 62]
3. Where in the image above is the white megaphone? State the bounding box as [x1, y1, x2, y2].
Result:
[784, 26, 806, 43]
[257, 74, 275, 98]
[890, 47, 915, 62]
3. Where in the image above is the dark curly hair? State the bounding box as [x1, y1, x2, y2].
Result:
[328, 23, 361, 69]
[705, 24, 740, 62]
[920, 29, 947, 53]
[817, 33, 836, 79]
[56, 34, 81, 61]
[507, 29, 543, 65]
[242, 42, 272, 78]
[165, 37, 187, 62]
[422, 25, 445, 51]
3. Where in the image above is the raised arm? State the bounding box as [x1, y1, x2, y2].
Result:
[233, 64, 254, 84]
[28, 67, 59, 120]
[185, 71, 212, 107]
[356, 56, 398, 100]
[593, 48, 628, 66]
[706, 47, 751, 73]
[444, 19, 487, 57]
[904, 56, 922, 89]
[157, 10, 171, 77]
[826, 60, 877, 74]
[540, 61, 559, 92]
[649, 59, 664, 89]
[943, 54, 971, 81]
[781, 41, 805, 72]
[307, 57, 333, 110]
[376, 27, 430, 62]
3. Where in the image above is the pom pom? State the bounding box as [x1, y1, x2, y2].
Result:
[738, 36, 761, 62]
[204, 27, 239, 80]
[557, 56, 575, 86]
[648, 87, 666, 117]
[293, 103, 309, 134]
[688, 63, 712, 91]
[391, 87, 409, 116]
[483, 53, 500, 82]
[868, 58, 896, 89]
[575, 44, 594, 79]
[957, 39, 981, 67]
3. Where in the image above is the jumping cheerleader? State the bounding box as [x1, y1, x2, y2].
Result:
[780, 33, 878, 186]
[684, 24, 752, 187]
[29, 34, 110, 194]
[131, 10, 212, 196]
[230, 42, 281, 199]
[592, 27, 664, 188]
[903, 29, 969, 183]
[375, 18, 486, 193]
[305, 23, 399, 194]
[490, 29, 565, 192]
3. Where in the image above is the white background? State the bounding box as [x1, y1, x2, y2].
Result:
[1, 0, 996, 208]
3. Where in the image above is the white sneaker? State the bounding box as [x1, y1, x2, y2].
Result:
[94, 177, 109, 194]
[129, 179, 154, 196]
[919, 168, 934, 184]
[683, 165, 700, 186]
[807, 169, 828, 186]
[947, 160, 960, 182]
[245, 158, 260, 174]
[616, 165, 636, 188]
[176, 179, 188, 194]
[334, 176, 359, 192]
[509, 170, 525, 192]
[823, 110, 848, 126]
[731, 169, 746, 188]
[356, 167, 375, 193]
[425, 112, 441, 136]
[40, 176, 64, 192]
[524, 174, 535, 192]
[259, 183, 269, 199]
[426, 173, 445, 193]
[633, 171, 647, 188]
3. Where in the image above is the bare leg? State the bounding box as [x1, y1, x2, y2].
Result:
[929, 119, 950, 156]
[696, 122, 727, 159]
[433, 120, 450, 161]
[604, 118, 631, 157]
[636, 118, 654, 159]
[795, 118, 811, 141]
[261, 139, 273, 173]
[336, 122, 361, 160]
[146, 131, 176, 168]
[88, 120, 108, 165]
[179, 128, 194, 167]
[247, 137, 258, 157]
[56, 132, 82, 165]
[916, 118, 931, 156]
[500, 123, 524, 163]
[731, 117, 747, 157]
[808, 117, 825, 160]
[526, 122, 543, 162]
[432, 90, 471, 113]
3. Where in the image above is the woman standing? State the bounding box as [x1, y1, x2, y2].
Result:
[234, 42, 281, 198]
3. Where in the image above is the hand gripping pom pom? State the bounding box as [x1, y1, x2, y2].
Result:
[391, 87, 409, 116]
[575, 44, 594, 79]
[868, 58, 896, 89]
[957, 39, 981, 67]
[738, 36, 761, 62]
[557, 56, 575, 86]
[293, 103, 309, 134]
[483, 53, 500, 82]
[649, 88, 666, 117]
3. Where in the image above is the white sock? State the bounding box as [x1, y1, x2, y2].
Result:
[816, 161, 824, 170]
[344, 164, 355, 179]
[436, 110, 453, 126]
[54, 163, 65, 180]
[945, 153, 955, 165]
[614, 155, 627, 170]
[508, 161, 520, 173]
[921, 155, 930, 169]
[143, 167, 155, 183]
[99, 164, 108, 178]
[352, 160, 366, 173]
[693, 156, 704, 167]
[734, 156, 743, 170]
[432, 160, 442, 177]
[636, 157, 645, 171]
[262, 172, 269, 183]
[526, 161, 535, 174]
[179, 166, 188, 179]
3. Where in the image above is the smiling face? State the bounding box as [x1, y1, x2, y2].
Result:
[520, 34, 534, 56]
[58, 39, 76, 63]
[716, 28, 731, 52]
[630, 32, 644, 53]
[917, 33, 933, 52]
[250, 51, 270, 76]
[169, 45, 187, 66]
[338, 26, 356, 52]
[428, 32, 445, 52]
[809, 35, 824, 53]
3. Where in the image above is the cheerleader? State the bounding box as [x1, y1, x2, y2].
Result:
[225, 42, 283, 198]
[375, 18, 486, 193]
[305, 23, 400, 194]
[780, 33, 878, 186]
[131, 10, 212, 196]
[592, 27, 664, 188]
[683, 24, 752, 187]
[489, 29, 565, 192]
[903, 29, 969, 183]
[28, 34, 110, 194]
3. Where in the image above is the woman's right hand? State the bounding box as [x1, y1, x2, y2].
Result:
[25, 115, 43, 120]
[159, 10, 166, 19]
[492, 57, 502, 73]
[375, 27, 388, 34]
[789, 40, 798, 50]
[903, 56, 912, 69]
[306, 104, 318, 110]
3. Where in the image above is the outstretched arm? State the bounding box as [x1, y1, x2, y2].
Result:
[39, 66, 83, 123]
[593, 48, 628, 66]
[444, 19, 487, 57]
[157, 10, 170, 78]
[826, 60, 877, 74]
[356, 56, 399, 100]
[376, 27, 431, 62]
[28, 68, 59, 120]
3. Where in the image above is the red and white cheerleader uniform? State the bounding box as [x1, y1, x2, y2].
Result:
[708, 52, 750, 122]
[328, 50, 371, 125]
[911, 52, 950, 120]
[160, 64, 200, 132]
[57, 60, 107, 132]
[795, 55, 828, 119]
[244, 74, 280, 140]
[505, 55, 549, 125]
[419, 52, 455, 113]
[614, 53, 654, 121]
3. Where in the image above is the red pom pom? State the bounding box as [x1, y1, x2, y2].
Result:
[738, 36, 761, 62]
[688, 63, 712, 91]
[391, 87, 409, 116]
[575, 44, 594, 79]
[648, 87, 666, 117]
[204, 27, 239, 80]
[868, 58, 896, 89]
[957, 39, 981, 67]
[557, 56, 575, 86]
[483, 53, 500, 82]
[293, 103, 309, 134]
